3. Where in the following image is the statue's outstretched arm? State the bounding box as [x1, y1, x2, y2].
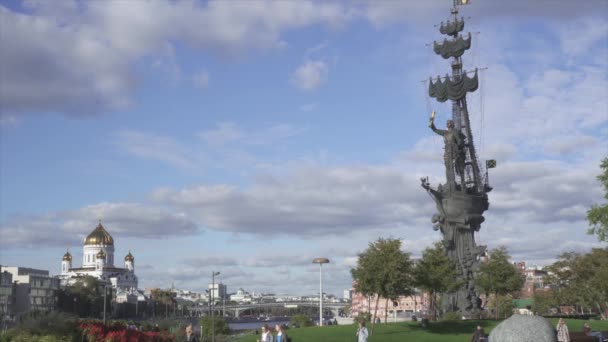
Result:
[428, 112, 447, 136]
[430, 123, 447, 136]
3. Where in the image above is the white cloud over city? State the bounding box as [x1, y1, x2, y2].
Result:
[0, 0, 606, 296]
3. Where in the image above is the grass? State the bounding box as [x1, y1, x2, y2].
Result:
[233, 318, 608, 342]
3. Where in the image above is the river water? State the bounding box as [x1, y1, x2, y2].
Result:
[229, 320, 287, 331]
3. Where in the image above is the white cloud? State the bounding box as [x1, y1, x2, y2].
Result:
[544, 135, 598, 156]
[113, 130, 199, 169]
[0, 114, 21, 128]
[149, 165, 444, 236]
[1, 0, 354, 116]
[199, 122, 306, 146]
[192, 70, 210, 89]
[559, 18, 608, 58]
[0, 202, 200, 249]
[363, 0, 607, 28]
[299, 103, 318, 112]
[291, 60, 328, 91]
[0, 5, 134, 116]
[199, 122, 244, 146]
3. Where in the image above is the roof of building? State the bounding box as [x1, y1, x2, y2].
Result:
[96, 249, 107, 259]
[124, 251, 134, 262]
[513, 298, 534, 309]
[84, 220, 114, 246]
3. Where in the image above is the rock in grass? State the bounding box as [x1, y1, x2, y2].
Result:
[489, 315, 556, 342]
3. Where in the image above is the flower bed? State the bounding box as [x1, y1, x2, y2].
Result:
[79, 321, 174, 342]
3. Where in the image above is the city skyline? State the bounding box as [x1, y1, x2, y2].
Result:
[1, 0, 607, 296]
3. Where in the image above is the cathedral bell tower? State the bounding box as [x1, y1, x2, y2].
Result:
[124, 251, 135, 272]
[61, 250, 72, 274]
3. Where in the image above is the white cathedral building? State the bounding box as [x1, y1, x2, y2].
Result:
[59, 220, 138, 293]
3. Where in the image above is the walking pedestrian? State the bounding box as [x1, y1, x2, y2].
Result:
[584, 323, 604, 342]
[470, 325, 487, 342]
[556, 318, 570, 342]
[356, 321, 368, 342]
[185, 324, 199, 342]
[275, 324, 288, 342]
[259, 324, 273, 342]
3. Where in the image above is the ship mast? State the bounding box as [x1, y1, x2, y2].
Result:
[451, 0, 482, 192]
[421, 0, 492, 316]
[429, 0, 484, 193]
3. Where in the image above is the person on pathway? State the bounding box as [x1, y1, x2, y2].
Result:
[259, 324, 273, 342]
[275, 324, 288, 342]
[556, 318, 570, 342]
[584, 323, 604, 342]
[184, 324, 199, 342]
[470, 325, 487, 342]
[356, 321, 369, 342]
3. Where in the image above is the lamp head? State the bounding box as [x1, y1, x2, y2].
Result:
[312, 258, 330, 264]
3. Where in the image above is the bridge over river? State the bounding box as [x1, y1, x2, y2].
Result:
[188, 301, 349, 318]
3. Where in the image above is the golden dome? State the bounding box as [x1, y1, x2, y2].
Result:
[84, 221, 114, 246]
[124, 251, 134, 262]
[63, 251, 72, 261]
[96, 249, 106, 259]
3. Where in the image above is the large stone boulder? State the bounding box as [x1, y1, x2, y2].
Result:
[489, 314, 556, 342]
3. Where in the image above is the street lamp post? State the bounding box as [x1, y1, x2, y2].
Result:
[211, 271, 220, 342]
[312, 258, 329, 327]
[103, 285, 108, 325]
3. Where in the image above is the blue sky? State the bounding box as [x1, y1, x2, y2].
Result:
[1, 0, 607, 296]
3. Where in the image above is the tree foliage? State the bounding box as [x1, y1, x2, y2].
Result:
[56, 276, 112, 318]
[351, 238, 414, 332]
[545, 248, 608, 314]
[495, 295, 515, 320]
[532, 291, 558, 316]
[475, 247, 524, 320]
[290, 314, 314, 327]
[150, 288, 176, 317]
[199, 315, 229, 339]
[587, 157, 608, 243]
[413, 242, 460, 321]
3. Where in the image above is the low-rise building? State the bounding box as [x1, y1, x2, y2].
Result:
[0, 270, 15, 318]
[514, 261, 549, 298]
[350, 286, 430, 319]
[230, 288, 252, 303]
[208, 283, 227, 300]
[0, 266, 60, 314]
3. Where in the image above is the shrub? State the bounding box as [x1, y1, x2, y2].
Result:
[353, 311, 371, 325]
[441, 312, 461, 322]
[291, 314, 314, 327]
[12, 311, 77, 338]
[420, 317, 429, 327]
[199, 315, 230, 340]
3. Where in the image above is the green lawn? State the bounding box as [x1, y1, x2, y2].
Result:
[234, 319, 608, 342]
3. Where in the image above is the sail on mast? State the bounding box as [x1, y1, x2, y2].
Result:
[428, 0, 484, 193]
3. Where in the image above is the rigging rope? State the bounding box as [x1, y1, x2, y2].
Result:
[480, 67, 486, 164]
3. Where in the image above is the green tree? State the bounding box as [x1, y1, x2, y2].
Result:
[150, 288, 175, 318]
[413, 242, 460, 321]
[290, 314, 314, 327]
[351, 238, 414, 333]
[199, 315, 229, 340]
[587, 157, 608, 242]
[532, 291, 557, 316]
[546, 248, 608, 316]
[56, 276, 112, 318]
[495, 295, 515, 319]
[475, 247, 524, 320]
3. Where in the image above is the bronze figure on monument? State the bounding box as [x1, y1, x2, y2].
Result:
[420, 0, 495, 317]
